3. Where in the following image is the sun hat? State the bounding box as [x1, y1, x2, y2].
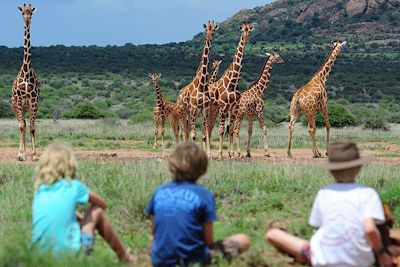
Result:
[323, 141, 373, 170]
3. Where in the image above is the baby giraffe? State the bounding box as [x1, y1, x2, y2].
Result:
[149, 73, 179, 149]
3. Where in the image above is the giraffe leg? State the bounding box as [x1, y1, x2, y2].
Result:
[179, 113, 189, 142]
[17, 112, 27, 161]
[227, 111, 236, 158]
[246, 116, 254, 157]
[167, 113, 179, 145]
[161, 119, 166, 150]
[202, 106, 211, 156]
[256, 113, 270, 157]
[218, 111, 227, 160]
[234, 113, 244, 158]
[306, 114, 322, 158]
[287, 112, 299, 158]
[153, 115, 160, 149]
[321, 108, 330, 156]
[189, 108, 199, 142]
[29, 107, 39, 161]
[173, 114, 180, 145]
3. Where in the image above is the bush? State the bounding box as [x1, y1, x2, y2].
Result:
[363, 117, 390, 131]
[0, 100, 14, 118]
[301, 102, 357, 128]
[129, 111, 153, 123]
[62, 102, 105, 119]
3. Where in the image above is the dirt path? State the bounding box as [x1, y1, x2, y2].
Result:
[0, 147, 398, 165]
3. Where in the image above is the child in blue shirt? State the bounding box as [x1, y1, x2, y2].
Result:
[31, 142, 136, 264]
[145, 142, 249, 266]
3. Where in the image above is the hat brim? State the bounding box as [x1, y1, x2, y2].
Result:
[322, 155, 374, 170]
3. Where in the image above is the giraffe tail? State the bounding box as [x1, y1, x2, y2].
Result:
[269, 113, 290, 124]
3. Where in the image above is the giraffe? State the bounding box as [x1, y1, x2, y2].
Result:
[287, 40, 347, 158]
[149, 73, 179, 150]
[207, 59, 222, 85]
[201, 59, 222, 145]
[231, 52, 284, 158]
[12, 4, 40, 161]
[175, 21, 218, 155]
[207, 21, 253, 159]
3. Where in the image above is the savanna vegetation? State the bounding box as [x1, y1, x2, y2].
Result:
[1, 0, 400, 265]
[1, 157, 400, 266]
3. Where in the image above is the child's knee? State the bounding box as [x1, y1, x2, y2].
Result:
[266, 228, 280, 243]
[228, 233, 250, 253]
[90, 204, 105, 216]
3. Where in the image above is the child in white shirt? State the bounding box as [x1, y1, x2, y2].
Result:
[266, 141, 393, 267]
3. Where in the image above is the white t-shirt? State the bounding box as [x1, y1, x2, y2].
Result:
[309, 183, 385, 267]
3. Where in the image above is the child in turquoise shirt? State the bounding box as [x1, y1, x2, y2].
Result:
[31, 142, 135, 264]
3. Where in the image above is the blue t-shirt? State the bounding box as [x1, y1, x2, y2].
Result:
[145, 181, 217, 266]
[32, 179, 89, 254]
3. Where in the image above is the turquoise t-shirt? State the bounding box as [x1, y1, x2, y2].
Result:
[32, 178, 89, 254]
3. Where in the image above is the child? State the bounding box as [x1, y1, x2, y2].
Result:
[266, 141, 393, 267]
[31, 142, 136, 264]
[145, 142, 249, 266]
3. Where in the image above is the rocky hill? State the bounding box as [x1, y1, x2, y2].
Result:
[193, 0, 400, 46]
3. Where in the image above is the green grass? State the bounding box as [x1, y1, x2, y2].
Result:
[1, 119, 399, 153]
[1, 160, 400, 266]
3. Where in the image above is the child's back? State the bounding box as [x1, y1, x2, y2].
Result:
[309, 183, 384, 266]
[146, 180, 216, 265]
[32, 178, 89, 253]
[146, 142, 249, 266]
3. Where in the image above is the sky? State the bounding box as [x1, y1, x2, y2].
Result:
[0, 0, 273, 47]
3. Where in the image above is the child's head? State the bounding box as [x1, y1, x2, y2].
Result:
[324, 141, 372, 183]
[34, 142, 77, 190]
[168, 142, 208, 182]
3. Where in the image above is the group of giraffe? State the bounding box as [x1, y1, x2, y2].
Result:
[10, 5, 346, 162]
[150, 20, 347, 160]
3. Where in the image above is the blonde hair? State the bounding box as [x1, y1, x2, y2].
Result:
[34, 142, 78, 190]
[168, 142, 208, 182]
[330, 166, 361, 183]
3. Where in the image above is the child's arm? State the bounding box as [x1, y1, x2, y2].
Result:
[203, 222, 214, 247]
[364, 218, 392, 266]
[88, 191, 108, 210]
[150, 217, 154, 238]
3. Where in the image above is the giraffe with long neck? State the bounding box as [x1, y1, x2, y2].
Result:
[287, 41, 347, 158]
[175, 21, 218, 154]
[231, 52, 284, 158]
[12, 4, 40, 161]
[207, 22, 253, 159]
[149, 73, 179, 150]
[201, 59, 222, 145]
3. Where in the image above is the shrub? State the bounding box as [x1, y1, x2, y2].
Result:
[0, 100, 14, 118]
[301, 102, 357, 128]
[363, 117, 390, 131]
[62, 102, 105, 119]
[129, 111, 153, 124]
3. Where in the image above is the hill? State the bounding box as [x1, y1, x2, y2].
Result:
[0, 0, 399, 122]
[194, 0, 400, 45]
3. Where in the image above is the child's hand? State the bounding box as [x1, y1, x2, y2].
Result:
[378, 251, 392, 267]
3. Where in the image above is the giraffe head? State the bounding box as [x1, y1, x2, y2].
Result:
[332, 40, 347, 53]
[266, 51, 284, 64]
[18, 4, 36, 27]
[211, 59, 222, 69]
[148, 73, 161, 85]
[239, 21, 254, 43]
[203, 21, 219, 43]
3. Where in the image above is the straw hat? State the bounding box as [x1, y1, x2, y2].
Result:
[323, 141, 373, 170]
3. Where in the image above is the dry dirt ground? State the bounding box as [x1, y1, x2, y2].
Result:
[0, 147, 398, 165]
